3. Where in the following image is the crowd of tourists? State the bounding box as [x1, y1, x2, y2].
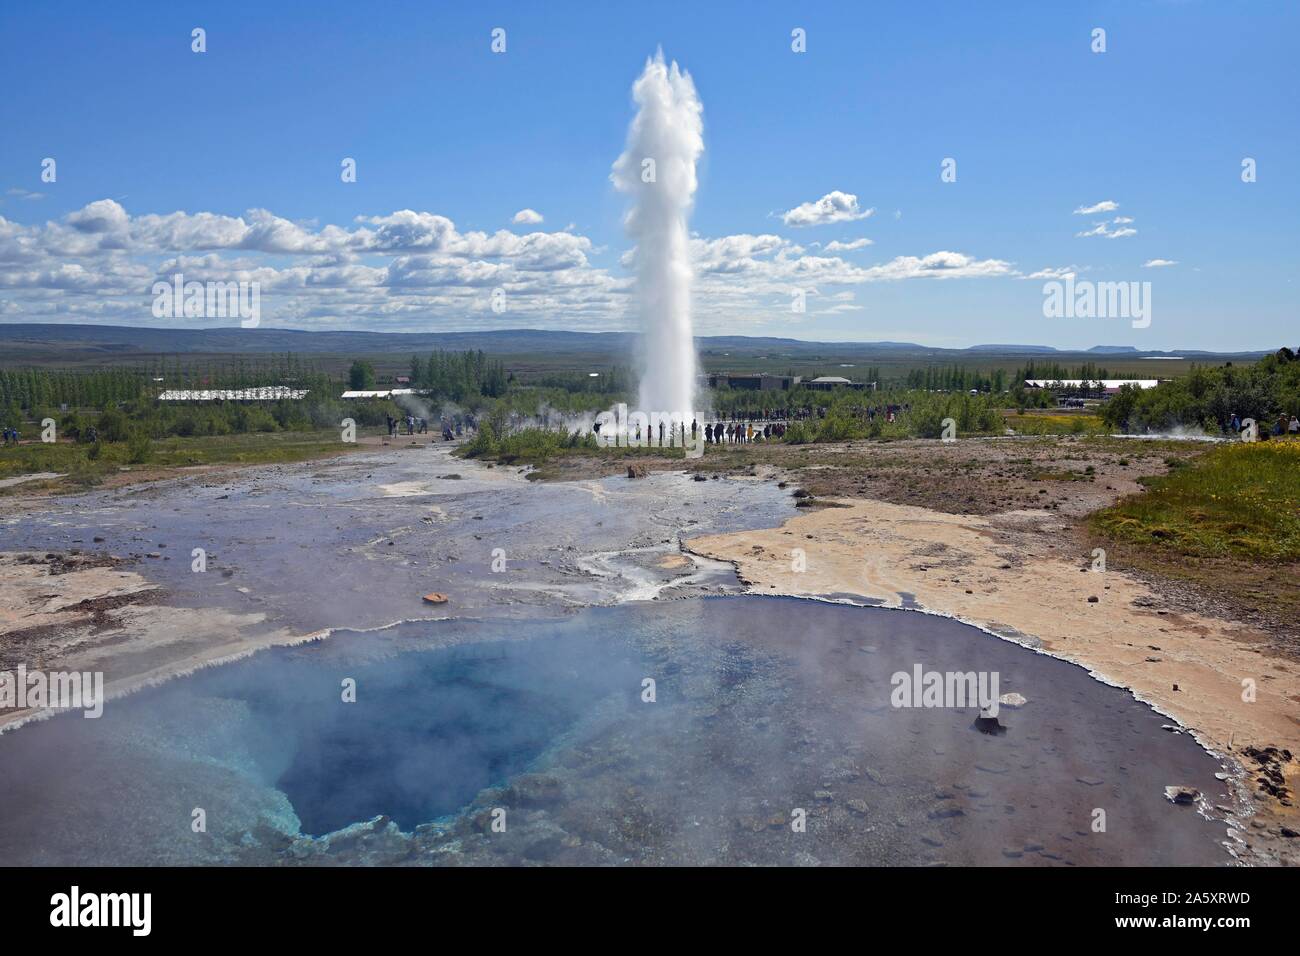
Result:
[385, 413, 477, 441]
[1226, 412, 1300, 438]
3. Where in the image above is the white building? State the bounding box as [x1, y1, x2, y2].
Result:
[1023, 379, 1159, 393]
[339, 388, 428, 399]
[157, 387, 309, 401]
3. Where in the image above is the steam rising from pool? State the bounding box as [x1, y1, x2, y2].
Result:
[0, 598, 1231, 866]
[612, 50, 704, 418]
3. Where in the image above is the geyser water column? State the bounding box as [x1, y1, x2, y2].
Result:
[611, 51, 704, 418]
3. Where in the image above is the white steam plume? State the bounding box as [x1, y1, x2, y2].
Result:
[611, 50, 704, 417]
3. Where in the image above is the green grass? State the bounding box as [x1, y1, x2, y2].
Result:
[1090, 439, 1300, 561]
[1003, 411, 1106, 436]
[457, 425, 601, 465]
[0, 430, 362, 494]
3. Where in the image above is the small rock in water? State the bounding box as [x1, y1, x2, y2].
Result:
[973, 714, 1007, 736]
[1164, 785, 1200, 805]
[998, 692, 1028, 709]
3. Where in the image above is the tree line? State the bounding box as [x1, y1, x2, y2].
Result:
[1101, 348, 1300, 434]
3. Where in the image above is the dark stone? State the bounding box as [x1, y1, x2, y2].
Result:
[973, 715, 1007, 736]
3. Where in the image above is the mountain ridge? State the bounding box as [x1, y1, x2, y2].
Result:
[0, 324, 1270, 359]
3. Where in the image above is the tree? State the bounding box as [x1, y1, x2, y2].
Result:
[348, 360, 376, 390]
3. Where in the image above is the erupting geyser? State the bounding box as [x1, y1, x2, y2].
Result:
[611, 50, 704, 418]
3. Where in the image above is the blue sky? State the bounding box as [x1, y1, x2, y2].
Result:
[0, 0, 1295, 349]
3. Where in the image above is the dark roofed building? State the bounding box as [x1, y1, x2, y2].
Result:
[805, 376, 871, 391]
[706, 372, 798, 391]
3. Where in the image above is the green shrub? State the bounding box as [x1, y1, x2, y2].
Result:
[127, 430, 154, 464]
[96, 406, 131, 442]
[783, 421, 814, 444]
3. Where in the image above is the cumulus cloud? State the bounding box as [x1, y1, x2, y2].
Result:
[67, 199, 130, 235]
[781, 191, 874, 228]
[512, 208, 544, 225]
[860, 251, 1012, 281]
[1143, 258, 1178, 268]
[0, 199, 1017, 331]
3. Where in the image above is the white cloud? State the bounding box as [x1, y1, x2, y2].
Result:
[822, 238, 873, 252]
[860, 251, 1012, 281]
[512, 208, 544, 225]
[1073, 200, 1119, 215]
[1024, 265, 1081, 280]
[1143, 258, 1178, 268]
[0, 200, 1016, 332]
[781, 191, 874, 228]
[1076, 221, 1137, 239]
[67, 198, 130, 235]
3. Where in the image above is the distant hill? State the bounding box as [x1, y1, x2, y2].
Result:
[969, 344, 1059, 354]
[0, 324, 640, 356]
[0, 323, 1271, 365]
[0, 324, 944, 355]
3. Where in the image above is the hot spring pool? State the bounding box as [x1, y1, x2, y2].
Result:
[0, 596, 1231, 866]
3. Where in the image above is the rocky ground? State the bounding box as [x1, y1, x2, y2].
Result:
[523, 435, 1300, 864]
[539, 436, 1299, 647]
[2, 433, 1295, 865]
[0, 441, 788, 731]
